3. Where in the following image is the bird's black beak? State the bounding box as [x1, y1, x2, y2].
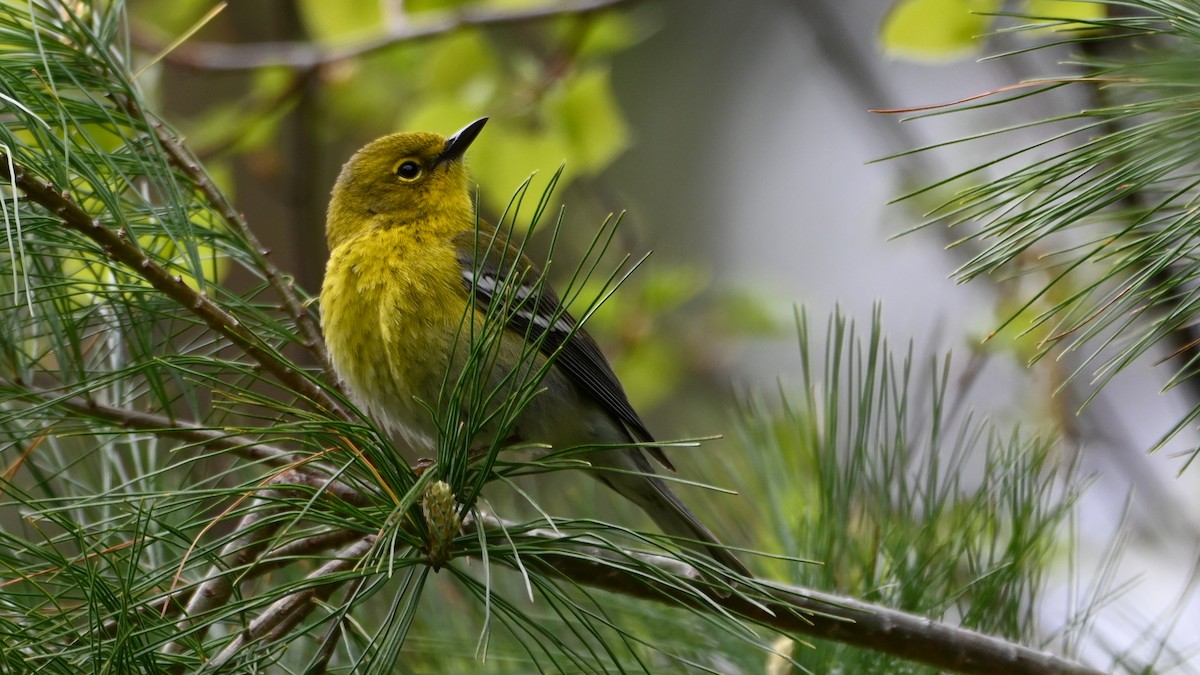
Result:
[438, 117, 488, 165]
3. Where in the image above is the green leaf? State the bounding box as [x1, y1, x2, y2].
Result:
[552, 66, 630, 175]
[574, 12, 651, 57]
[1026, 0, 1106, 23]
[420, 29, 501, 101]
[880, 0, 1001, 62]
[1022, 0, 1107, 34]
[297, 0, 383, 43]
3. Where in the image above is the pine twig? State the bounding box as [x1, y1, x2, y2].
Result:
[7, 381, 368, 504]
[163, 487, 293, 657]
[207, 534, 377, 670]
[98, 527, 364, 640]
[164, 479, 372, 658]
[0, 153, 348, 421]
[469, 514, 1105, 675]
[143, 112, 339, 384]
[307, 575, 371, 675]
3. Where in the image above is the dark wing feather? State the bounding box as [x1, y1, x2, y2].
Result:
[453, 227, 674, 469]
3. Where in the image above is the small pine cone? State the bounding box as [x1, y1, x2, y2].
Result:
[422, 480, 461, 569]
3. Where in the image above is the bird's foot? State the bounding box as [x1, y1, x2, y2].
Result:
[413, 457, 436, 476]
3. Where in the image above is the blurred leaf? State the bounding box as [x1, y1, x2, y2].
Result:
[403, 96, 481, 140]
[297, 0, 382, 43]
[1022, 0, 1107, 35]
[406, 0, 477, 12]
[129, 0, 214, 35]
[574, 12, 650, 57]
[638, 264, 706, 310]
[187, 68, 294, 154]
[1026, 0, 1106, 23]
[978, 273, 1071, 365]
[880, 0, 1000, 62]
[405, 98, 574, 218]
[465, 117, 573, 216]
[323, 48, 424, 132]
[552, 66, 629, 175]
[477, 0, 553, 9]
[612, 338, 683, 409]
[421, 29, 501, 103]
[711, 287, 787, 337]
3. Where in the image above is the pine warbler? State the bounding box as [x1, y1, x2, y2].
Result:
[321, 118, 748, 576]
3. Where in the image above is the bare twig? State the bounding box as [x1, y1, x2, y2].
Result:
[468, 514, 1105, 675]
[138, 0, 637, 71]
[308, 575, 370, 675]
[165, 474, 373, 658]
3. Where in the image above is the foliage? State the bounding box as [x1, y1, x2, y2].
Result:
[737, 308, 1085, 673]
[0, 0, 1191, 673]
[881, 0, 1107, 61]
[889, 1, 1200, 464]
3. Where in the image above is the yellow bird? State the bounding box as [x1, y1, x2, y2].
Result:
[321, 118, 748, 577]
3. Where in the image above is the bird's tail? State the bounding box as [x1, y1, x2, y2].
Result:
[587, 448, 752, 579]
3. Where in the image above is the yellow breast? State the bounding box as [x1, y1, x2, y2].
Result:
[321, 227, 465, 446]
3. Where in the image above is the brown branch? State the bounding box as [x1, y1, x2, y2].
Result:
[7, 381, 369, 506]
[0, 153, 348, 421]
[139, 0, 637, 71]
[163, 477, 368, 659]
[143, 113, 340, 385]
[99, 526, 363, 640]
[307, 574, 369, 675]
[207, 534, 377, 670]
[163, 487, 293, 657]
[111, 504, 1100, 673]
[469, 514, 1105, 675]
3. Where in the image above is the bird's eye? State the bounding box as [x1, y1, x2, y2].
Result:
[396, 161, 422, 180]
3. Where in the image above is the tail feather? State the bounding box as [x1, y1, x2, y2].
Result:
[586, 447, 752, 579]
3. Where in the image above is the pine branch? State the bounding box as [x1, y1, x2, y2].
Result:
[0, 153, 349, 422]
[144, 110, 338, 384]
[98, 526, 363, 641]
[163, 486, 294, 656]
[207, 534, 377, 670]
[469, 514, 1105, 675]
[163, 477, 370, 658]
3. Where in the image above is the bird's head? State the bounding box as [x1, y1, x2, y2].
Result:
[325, 117, 488, 251]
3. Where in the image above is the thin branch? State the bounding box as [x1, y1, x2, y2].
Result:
[469, 514, 1106, 675]
[307, 575, 370, 675]
[98, 527, 364, 640]
[146, 112, 339, 384]
[137, 0, 638, 71]
[51, 392, 293, 465]
[164, 487, 293, 657]
[0, 153, 349, 421]
[207, 534, 377, 670]
[163, 476, 369, 659]
[30, 386, 369, 506]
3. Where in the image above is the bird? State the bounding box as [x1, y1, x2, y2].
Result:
[320, 117, 749, 577]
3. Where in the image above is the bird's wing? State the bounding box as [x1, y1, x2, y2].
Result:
[453, 226, 674, 470]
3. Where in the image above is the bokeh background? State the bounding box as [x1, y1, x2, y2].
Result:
[127, 0, 1200, 663]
